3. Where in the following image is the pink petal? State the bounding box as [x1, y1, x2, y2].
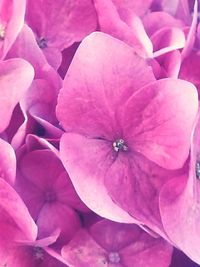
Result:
[119, 78, 198, 169]
[152, 27, 185, 58]
[62, 230, 107, 267]
[62, 220, 172, 267]
[143, 11, 183, 36]
[0, 137, 16, 184]
[111, 0, 153, 17]
[60, 133, 137, 223]
[37, 203, 81, 248]
[56, 32, 155, 139]
[26, 0, 97, 68]
[0, 0, 26, 59]
[0, 178, 37, 241]
[94, 0, 153, 57]
[179, 52, 200, 94]
[0, 58, 34, 133]
[181, 0, 198, 60]
[159, 115, 200, 264]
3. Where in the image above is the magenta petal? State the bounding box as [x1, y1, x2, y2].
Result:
[0, 58, 34, 133]
[37, 203, 81, 247]
[0, 178, 37, 241]
[119, 78, 198, 169]
[0, 138, 16, 184]
[60, 133, 137, 223]
[56, 32, 155, 138]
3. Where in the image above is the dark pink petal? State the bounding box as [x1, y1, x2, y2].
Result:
[26, 0, 97, 68]
[0, 58, 34, 133]
[170, 249, 200, 267]
[119, 78, 198, 169]
[90, 220, 142, 251]
[3, 245, 67, 267]
[0, 138, 16, 184]
[0, 178, 37, 241]
[60, 133, 137, 223]
[37, 203, 81, 247]
[0, 0, 26, 59]
[56, 32, 155, 138]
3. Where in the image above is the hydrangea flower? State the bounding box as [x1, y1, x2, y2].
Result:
[56, 32, 198, 232]
[25, 0, 97, 69]
[62, 219, 173, 267]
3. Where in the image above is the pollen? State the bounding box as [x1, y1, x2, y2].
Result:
[113, 139, 128, 152]
[37, 37, 47, 49]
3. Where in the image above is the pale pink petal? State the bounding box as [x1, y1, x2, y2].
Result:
[56, 32, 155, 139]
[118, 78, 198, 169]
[0, 0, 26, 59]
[0, 138, 16, 184]
[0, 58, 34, 133]
[60, 133, 137, 223]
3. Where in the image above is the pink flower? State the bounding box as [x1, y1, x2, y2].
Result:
[56, 32, 198, 231]
[62, 219, 173, 267]
[25, 0, 97, 69]
[159, 114, 200, 264]
[15, 136, 89, 249]
[0, 179, 68, 266]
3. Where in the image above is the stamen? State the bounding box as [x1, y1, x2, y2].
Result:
[108, 252, 120, 263]
[196, 161, 200, 179]
[113, 139, 128, 152]
[37, 37, 47, 49]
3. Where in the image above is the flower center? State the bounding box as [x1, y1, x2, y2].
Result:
[196, 161, 200, 179]
[108, 252, 120, 263]
[33, 247, 44, 261]
[0, 24, 5, 40]
[45, 191, 57, 203]
[37, 37, 47, 49]
[113, 139, 128, 152]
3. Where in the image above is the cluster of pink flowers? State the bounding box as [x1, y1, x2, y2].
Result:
[1, 0, 200, 266]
